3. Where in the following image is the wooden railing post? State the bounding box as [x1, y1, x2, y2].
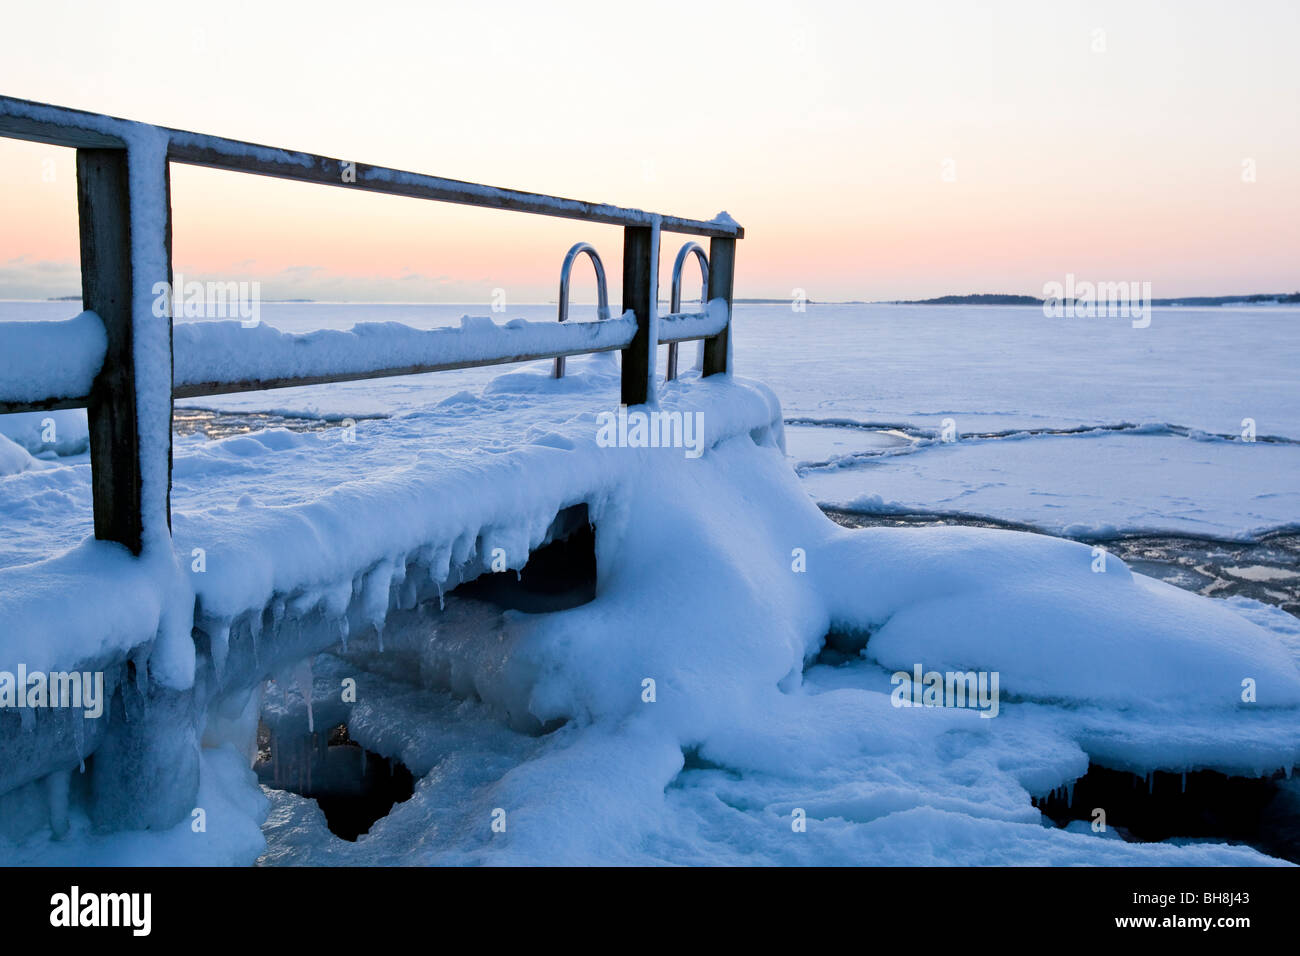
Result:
[702, 236, 735, 376]
[77, 148, 144, 555]
[620, 224, 658, 406]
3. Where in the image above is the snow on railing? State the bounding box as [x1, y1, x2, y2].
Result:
[657, 298, 730, 346]
[172, 313, 638, 398]
[0, 93, 741, 559]
[0, 312, 107, 412]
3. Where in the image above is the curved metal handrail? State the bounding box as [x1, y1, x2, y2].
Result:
[666, 241, 710, 381]
[554, 242, 611, 378]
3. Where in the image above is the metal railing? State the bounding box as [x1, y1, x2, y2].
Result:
[0, 96, 741, 556]
[553, 242, 611, 379]
[666, 241, 711, 382]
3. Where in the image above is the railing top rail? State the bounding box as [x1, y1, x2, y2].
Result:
[0, 95, 744, 239]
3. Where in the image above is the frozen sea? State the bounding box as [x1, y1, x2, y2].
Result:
[6, 299, 1298, 544]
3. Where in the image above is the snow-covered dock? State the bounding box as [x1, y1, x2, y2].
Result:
[0, 95, 743, 837]
[1, 353, 786, 836]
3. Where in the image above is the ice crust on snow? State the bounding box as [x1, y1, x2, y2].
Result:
[803, 429, 1300, 541]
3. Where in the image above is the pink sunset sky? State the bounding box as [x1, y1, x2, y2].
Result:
[1, 0, 1296, 304]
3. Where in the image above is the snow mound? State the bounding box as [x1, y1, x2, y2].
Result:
[0, 434, 44, 476]
[818, 526, 1300, 710]
[0, 410, 90, 459]
[243, 433, 1299, 865]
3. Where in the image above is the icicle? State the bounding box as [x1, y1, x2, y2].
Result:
[1066, 781, 1074, 808]
[293, 659, 315, 733]
[132, 651, 148, 695]
[73, 714, 85, 771]
[339, 617, 350, 652]
[271, 730, 280, 788]
[1181, 772, 1187, 794]
[1147, 772, 1154, 795]
[250, 609, 263, 666]
[377, 624, 385, 654]
[360, 560, 395, 641]
[210, 621, 231, 678]
[44, 770, 71, 840]
[1285, 764, 1293, 780]
[515, 568, 522, 582]
[401, 572, 418, 610]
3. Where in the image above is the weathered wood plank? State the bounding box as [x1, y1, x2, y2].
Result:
[702, 237, 735, 376]
[0, 395, 90, 415]
[620, 226, 657, 406]
[163, 161, 175, 529]
[0, 107, 125, 149]
[166, 140, 741, 239]
[77, 149, 143, 555]
[0, 97, 741, 237]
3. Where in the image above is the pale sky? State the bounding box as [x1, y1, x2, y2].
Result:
[1, 0, 1297, 303]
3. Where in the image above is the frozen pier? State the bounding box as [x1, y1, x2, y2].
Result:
[0, 96, 752, 833]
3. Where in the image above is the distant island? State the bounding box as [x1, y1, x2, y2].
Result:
[891, 294, 1041, 306]
[890, 292, 1300, 306]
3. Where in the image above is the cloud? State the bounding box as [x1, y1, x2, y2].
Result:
[0, 258, 80, 299]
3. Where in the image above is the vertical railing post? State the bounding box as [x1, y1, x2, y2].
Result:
[620, 224, 658, 406]
[79, 147, 192, 832]
[163, 161, 175, 529]
[702, 236, 735, 376]
[77, 148, 144, 555]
